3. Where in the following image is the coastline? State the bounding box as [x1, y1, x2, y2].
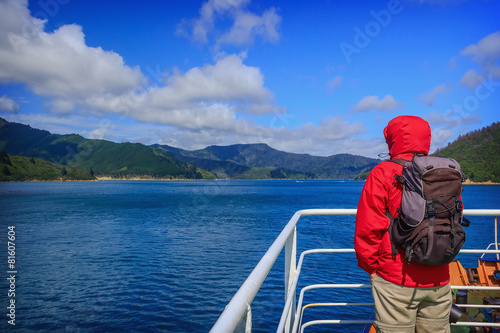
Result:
[93, 178, 500, 184]
[462, 179, 499, 185]
[2, 177, 499, 184]
[96, 176, 203, 181]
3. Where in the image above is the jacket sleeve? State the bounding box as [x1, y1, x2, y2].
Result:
[354, 166, 391, 274]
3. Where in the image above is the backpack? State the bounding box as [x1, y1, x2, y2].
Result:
[387, 154, 470, 265]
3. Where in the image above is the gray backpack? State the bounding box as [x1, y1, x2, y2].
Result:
[387, 155, 470, 265]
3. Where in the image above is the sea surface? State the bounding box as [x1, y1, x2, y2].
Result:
[0, 180, 499, 332]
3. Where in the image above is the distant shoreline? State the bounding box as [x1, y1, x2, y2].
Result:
[96, 176, 201, 181]
[1, 178, 499, 184]
[462, 180, 499, 185]
[97, 177, 498, 184]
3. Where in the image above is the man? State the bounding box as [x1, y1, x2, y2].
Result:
[355, 115, 452, 333]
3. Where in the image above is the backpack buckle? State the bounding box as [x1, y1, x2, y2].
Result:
[427, 201, 436, 216]
[460, 172, 467, 182]
[394, 174, 406, 185]
[405, 246, 413, 264]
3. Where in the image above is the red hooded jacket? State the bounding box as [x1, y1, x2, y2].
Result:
[354, 116, 450, 287]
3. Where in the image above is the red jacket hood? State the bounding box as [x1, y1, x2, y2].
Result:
[383, 116, 431, 159]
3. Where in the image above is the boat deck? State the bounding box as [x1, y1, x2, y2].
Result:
[210, 209, 500, 333]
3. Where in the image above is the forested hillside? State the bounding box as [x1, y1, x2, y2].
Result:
[432, 122, 499, 183]
[0, 151, 96, 181]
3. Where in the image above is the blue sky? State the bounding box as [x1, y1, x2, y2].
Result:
[0, 0, 499, 158]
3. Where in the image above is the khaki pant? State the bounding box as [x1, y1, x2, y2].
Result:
[370, 274, 452, 333]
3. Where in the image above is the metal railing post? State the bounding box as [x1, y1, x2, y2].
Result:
[495, 216, 499, 260]
[284, 225, 297, 333]
[245, 305, 252, 333]
[234, 305, 252, 333]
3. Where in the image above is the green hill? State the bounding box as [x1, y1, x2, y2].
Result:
[0, 151, 96, 181]
[432, 122, 500, 183]
[0, 118, 214, 180]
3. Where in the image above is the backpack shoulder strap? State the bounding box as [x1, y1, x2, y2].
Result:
[387, 158, 410, 166]
[386, 159, 411, 185]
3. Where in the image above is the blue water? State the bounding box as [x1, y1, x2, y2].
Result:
[0, 180, 498, 332]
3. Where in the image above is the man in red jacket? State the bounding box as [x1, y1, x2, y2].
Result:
[355, 116, 452, 333]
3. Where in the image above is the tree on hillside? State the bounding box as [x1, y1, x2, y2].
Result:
[2, 165, 11, 176]
[270, 168, 286, 179]
[0, 150, 11, 165]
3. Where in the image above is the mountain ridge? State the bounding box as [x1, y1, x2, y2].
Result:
[153, 143, 379, 179]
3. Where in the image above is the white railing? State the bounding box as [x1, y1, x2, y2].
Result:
[210, 209, 500, 333]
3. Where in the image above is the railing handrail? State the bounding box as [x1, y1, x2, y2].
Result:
[210, 209, 500, 333]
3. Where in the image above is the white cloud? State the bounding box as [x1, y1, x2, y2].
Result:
[310, 116, 365, 140]
[50, 99, 75, 114]
[458, 69, 484, 91]
[217, 7, 281, 46]
[458, 31, 500, 90]
[417, 82, 454, 106]
[0, 3, 143, 110]
[426, 110, 480, 129]
[351, 95, 405, 113]
[0, 95, 20, 113]
[83, 54, 280, 132]
[176, 0, 281, 48]
[326, 76, 343, 93]
[252, 115, 368, 156]
[461, 31, 500, 66]
[162, 55, 273, 107]
[177, 0, 250, 43]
